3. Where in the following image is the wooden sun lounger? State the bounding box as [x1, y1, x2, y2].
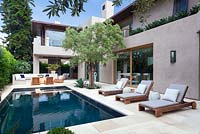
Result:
[138, 84, 197, 117]
[116, 80, 154, 104]
[139, 101, 196, 117]
[99, 89, 123, 96]
[45, 77, 54, 85]
[98, 78, 129, 96]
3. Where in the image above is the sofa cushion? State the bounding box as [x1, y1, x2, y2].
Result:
[20, 74, 25, 78]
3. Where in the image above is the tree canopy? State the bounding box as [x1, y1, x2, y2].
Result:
[63, 19, 125, 88]
[1, 0, 33, 62]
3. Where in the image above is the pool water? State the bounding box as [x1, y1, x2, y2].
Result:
[0, 88, 124, 134]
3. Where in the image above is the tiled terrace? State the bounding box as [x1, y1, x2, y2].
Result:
[1, 80, 200, 134]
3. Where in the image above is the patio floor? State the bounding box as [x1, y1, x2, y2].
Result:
[1, 80, 200, 134]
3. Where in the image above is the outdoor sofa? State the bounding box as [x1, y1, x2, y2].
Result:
[138, 84, 197, 117]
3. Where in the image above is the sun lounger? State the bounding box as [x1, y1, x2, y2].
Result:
[138, 84, 197, 117]
[98, 78, 129, 96]
[116, 80, 154, 104]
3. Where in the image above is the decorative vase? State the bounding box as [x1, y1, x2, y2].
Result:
[149, 91, 160, 101]
[51, 71, 56, 74]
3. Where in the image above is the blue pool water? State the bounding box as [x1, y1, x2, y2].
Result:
[0, 87, 124, 134]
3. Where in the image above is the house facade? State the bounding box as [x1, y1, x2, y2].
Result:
[32, 21, 78, 78]
[32, 0, 200, 100]
[99, 0, 200, 100]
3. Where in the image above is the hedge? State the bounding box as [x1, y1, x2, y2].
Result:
[0, 47, 16, 89]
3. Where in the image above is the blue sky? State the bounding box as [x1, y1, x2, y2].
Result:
[31, 0, 133, 26]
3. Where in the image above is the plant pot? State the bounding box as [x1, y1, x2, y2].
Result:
[51, 71, 56, 74]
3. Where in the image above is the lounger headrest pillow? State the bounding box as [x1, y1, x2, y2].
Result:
[116, 81, 124, 89]
[162, 88, 179, 102]
[135, 84, 147, 94]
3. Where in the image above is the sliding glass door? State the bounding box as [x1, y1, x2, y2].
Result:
[132, 47, 153, 86]
[115, 45, 153, 87]
[116, 51, 130, 85]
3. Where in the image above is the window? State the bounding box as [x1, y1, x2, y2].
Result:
[173, 0, 188, 15]
[132, 47, 153, 86]
[102, 5, 105, 10]
[117, 51, 130, 85]
[45, 30, 65, 47]
[115, 46, 153, 87]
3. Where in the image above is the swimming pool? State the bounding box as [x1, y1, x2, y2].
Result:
[0, 87, 124, 133]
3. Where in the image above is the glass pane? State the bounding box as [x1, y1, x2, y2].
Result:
[46, 30, 65, 47]
[132, 47, 153, 86]
[116, 51, 130, 86]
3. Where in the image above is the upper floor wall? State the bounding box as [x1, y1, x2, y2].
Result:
[132, 0, 199, 29]
[113, 0, 199, 36]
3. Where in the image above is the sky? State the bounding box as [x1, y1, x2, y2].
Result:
[31, 0, 133, 26]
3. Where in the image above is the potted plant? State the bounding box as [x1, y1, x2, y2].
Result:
[47, 64, 60, 74]
[15, 60, 31, 74]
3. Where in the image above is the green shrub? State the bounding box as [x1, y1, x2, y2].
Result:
[0, 47, 16, 89]
[47, 64, 60, 71]
[190, 4, 200, 15]
[86, 84, 101, 89]
[40, 62, 48, 73]
[48, 127, 74, 134]
[129, 27, 144, 35]
[174, 10, 189, 20]
[61, 63, 70, 73]
[75, 78, 84, 88]
[15, 60, 31, 73]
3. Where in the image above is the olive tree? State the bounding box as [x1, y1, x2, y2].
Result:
[63, 19, 125, 88]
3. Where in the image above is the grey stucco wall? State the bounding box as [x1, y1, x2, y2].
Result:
[124, 12, 200, 100]
[99, 61, 113, 84]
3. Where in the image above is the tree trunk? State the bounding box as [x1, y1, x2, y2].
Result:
[88, 63, 95, 88]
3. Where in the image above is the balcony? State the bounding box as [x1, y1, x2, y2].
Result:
[33, 36, 74, 58]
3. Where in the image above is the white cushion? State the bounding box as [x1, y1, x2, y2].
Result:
[123, 87, 131, 93]
[24, 74, 32, 80]
[162, 88, 179, 102]
[115, 81, 124, 89]
[135, 84, 147, 94]
[15, 74, 25, 81]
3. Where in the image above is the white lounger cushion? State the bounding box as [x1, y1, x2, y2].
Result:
[116, 92, 145, 99]
[115, 81, 124, 89]
[101, 85, 121, 91]
[140, 100, 178, 109]
[135, 84, 147, 94]
[162, 88, 179, 102]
